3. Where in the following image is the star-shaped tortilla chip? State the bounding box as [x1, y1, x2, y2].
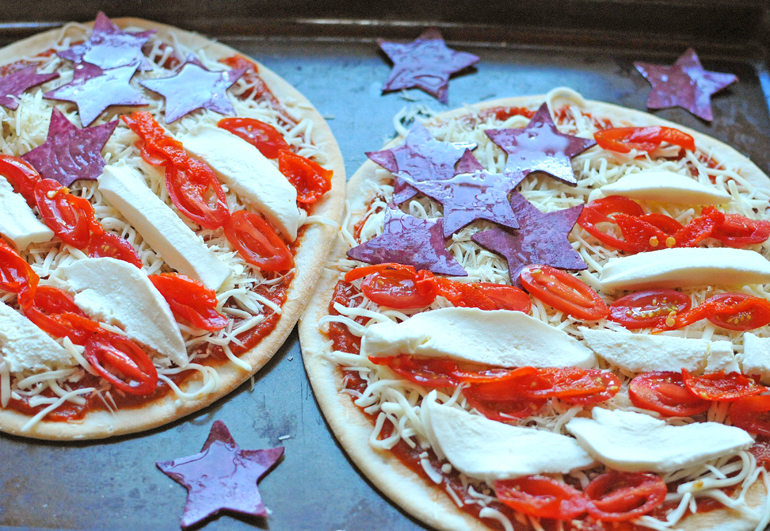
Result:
[0, 64, 59, 110]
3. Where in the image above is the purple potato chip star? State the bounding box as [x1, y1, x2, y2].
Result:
[634, 48, 738, 122]
[157, 421, 284, 529]
[401, 170, 526, 237]
[378, 28, 479, 103]
[58, 12, 155, 70]
[472, 193, 586, 286]
[347, 207, 467, 276]
[139, 58, 246, 123]
[0, 64, 59, 110]
[44, 61, 147, 126]
[486, 103, 596, 186]
[21, 107, 117, 187]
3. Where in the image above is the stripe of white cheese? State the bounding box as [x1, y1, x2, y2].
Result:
[593, 171, 731, 205]
[362, 307, 597, 369]
[179, 127, 300, 241]
[0, 302, 72, 372]
[599, 248, 770, 290]
[566, 408, 753, 473]
[99, 165, 232, 291]
[59, 257, 187, 367]
[742, 333, 770, 384]
[0, 177, 53, 250]
[425, 401, 595, 482]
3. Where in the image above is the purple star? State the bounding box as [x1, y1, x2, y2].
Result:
[139, 58, 246, 123]
[0, 65, 59, 110]
[21, 108, 117, 187]
[348, 208, 467, 276]
[635, 48, 738, 122]
[44, 62, 147, 126]
[472, 194, 586, 286]
[378, 28, 480, 103]
[157, 421, 284, 529]
[367, 122, 483, 204]
[401, 170, 526, 237]
[486, 103, 596, 186]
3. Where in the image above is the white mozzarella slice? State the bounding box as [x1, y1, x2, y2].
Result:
[742, 333, 770, 384]
[0, 302, 72, 372]
[180, 127, 300, 241]
[0, 177, 53, 250]
[99, 165, 231, 291]
[599, 248, 770, 290]
[362, 307, 597, 369]
[425, 400, 595, 482]
[566, 408, 753, 473]
[595, 171, 731, 205]
[704, 341, 740, 373]
[59, 257, 187, 367]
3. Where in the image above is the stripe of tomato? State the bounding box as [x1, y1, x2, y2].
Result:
[0, 238, 38, 308]
[23, 286, 101, 344]
[165, 160, 230, 229]
[520, 265, 608, 321]
[224, 210, 292, 271]
[0, 154, 41, 206]
[149, 273, 228, 331]
[34, 179, 94, 249]
[84, 332, 158, 395]
[577, 196, 644, 253]
[122, 111, 188, 167]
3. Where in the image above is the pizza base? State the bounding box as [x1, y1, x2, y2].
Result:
[0, 18, 346, 439]
[299, 94, 769, 531]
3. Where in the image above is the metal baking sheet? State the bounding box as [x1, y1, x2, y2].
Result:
[1, 6, 770, 530]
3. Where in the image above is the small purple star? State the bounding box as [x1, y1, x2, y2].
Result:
[0, 65, 59, 110]
[378, 28, 480, 103]
[157, 421, 284, 529]
[486, 103, 596, 186]
[635, 48, 738, 122]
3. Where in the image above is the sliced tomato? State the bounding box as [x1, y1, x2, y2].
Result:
[577, 196, 644, 253]
[361, 268, 437, 309]
[682, 369, 765, 402]
[584, 472, 667, 521]
[224, 210, 293, 271]
[609, 289, 691, 330]
[88, 231, 142, 267]
[165, 160, 230, 229]
[495, 476, 587, 520]
[613, 213, 669, 252]
[0, 238, 38, 308]
[749, 437, 770, 467]
[122, 111, 188, 167]
[278, 149, 333, 204]
[732, 396, 770, 437]
[84, 332, 158, 395]
[0, 154, 41, 206]
[594, 126, 695, 154]
[520, 265, 608, 321]
[463, 391, 545, 421]
[149, 273, 227, 331]
[24, 286, 100, 345]
[34, 179, 97, 249]
[639, 213, 683, 235]
[369, 355, 457, 388]
[706, 293, 770, 331]
[629, 372, 710, 417]
[434, 278, 497, 311]
[669, 206, 724, 248]
[474, 283, 531, 312]
[218, 117, 290, 159]
[344, 263, 417, 283]
[712, 214, 770, 247]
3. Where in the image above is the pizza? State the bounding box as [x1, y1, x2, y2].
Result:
[299, 87, 770, 531]
[0, 14, 345, 439]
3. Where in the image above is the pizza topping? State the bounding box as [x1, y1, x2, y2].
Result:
[654, 292, 770, 332]
[494, 476, 587, 520]
[278, 149, 333, 205]
[88, 231, 142, 267]
[34, 178, 101, 249]
[628, 372, 710, 417]
[595, 170, 730, 205]
[0, 238, 39, 309]
[0, 171, 54, 250]
[594, 126, 695, 154]
[682, 369, 765, 401]
[217, 117, 289, 159]
[519, 264, 608, 320]
[0, 64, 58, 110]
[150, 274, 227, 331]
[24, 285, 101, 345]
[0, 155, 42, 206]
[0, 301, 73, 373]
[219, 55, 285, 111]
[583, 471, 667, 521]
[224, 210, 293, 272]
[84, 331, 158, 395]
[742, 333, 770, 384]
[730, 395, 770, 437]
[608, 289, 691, 329]
[712, 213, 770, 247]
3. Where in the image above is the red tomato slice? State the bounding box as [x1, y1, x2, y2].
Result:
[731, 396, 770, 437]
[520, 265, 608, 321]
[682, 369, 765, 402]
[474, 283, 531, 312]
[218, 117, 290, 159]
[749, 437, 770, 467]
[0, 238, 38, 308]
[584, 472, 667, 521]
[34, 179, 95, 249]
[712, 214, 770, 247]
[609, 289, 691, 330]
[278, 150, 333, 204]
[670, 206, 724, 248]
[369, 355, 458, 388]
[84, 332, 158, 395]
[705, 293, 770, 331]
[629, 372, 710, 417]
[639, 213, 683, 235]
[24, 286, 101, 345]
[0, 154, 41, 206]
[494, 476, 587, 520]
[344, 263, 418, 283]
[224, 210, 293, 271]
[594, 126, 695, 154]
[361, 269, 437, 309]
[463, 391, 545, 421]
[577, 196, 644, 253]
[434, 278, 497, 311]
[149, 273, 228, 331]
[165, 161, 230, 229]
[88, 231, 142, 267]
[122, 112, 188, 167]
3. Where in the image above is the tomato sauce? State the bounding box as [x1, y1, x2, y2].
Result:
[327, 280, 365, 354]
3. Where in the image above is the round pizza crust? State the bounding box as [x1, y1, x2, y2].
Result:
[299, 94, 769, 531]
[0, 18, 346, 439]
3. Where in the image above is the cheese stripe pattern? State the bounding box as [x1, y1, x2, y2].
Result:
[593, 170, 732, 204]
[0, 301, 72, 372]
[0, 177, 54, 250]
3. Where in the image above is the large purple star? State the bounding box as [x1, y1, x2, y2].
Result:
[157, 421, 284, 529]
[634, 48, 738, 122]
[0, 65, 59, 110]
[139, 58, 246, 123]
[472, 194, 586, 286]
[21, 107, 118, 187]
[348, 207, 467, 276]
[378, 28, 480, 103]
[486, 103, 596, 186]
[367, 122, 483, 204]
[58, 12, 155, 70]
[44, 62, 147, 126]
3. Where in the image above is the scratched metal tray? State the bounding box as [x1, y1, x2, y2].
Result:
[1, 2, 770, 530]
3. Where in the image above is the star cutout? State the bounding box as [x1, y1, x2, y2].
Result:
[486, 103, 596, 186]
[401, 170, 526, 237]
[378, 28, 480, 103]
[157, 421, 284, 529]
[0, 64, 59, 110]
[58, 12, 155, 70]
[472, 193, 587, 286]
[367, 122, 483, 204]
[139, 58, 246, 123]
[347, 207, 467, 276]
[21, 107, 118, 187]
[44, 61, 147, 126]
[634, 48, 738, 122]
